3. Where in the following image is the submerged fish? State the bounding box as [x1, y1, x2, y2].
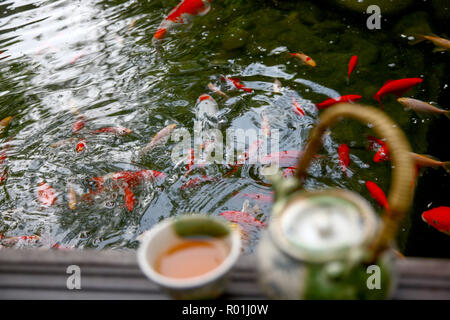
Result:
[152, 0, 212, 43]
[368, 136, 390, 163]
[112, 170, 166, 189]
[240, 193, 273, 203]
[0, 116, 12, 135]
[223, 77, 253, 93]
[338, 143, 350, 173]
[122, 185, 136, 212]
[207, 82, 228, 98]
[410, 153, 450, 174]
[422, 206, 450, 236]
[91, 126, 133, 135]
[365, 181, 390, 212]
[289, 52, 316, 67]
[292, 97, 305, 116]
[397, 98, 450, 118]
[316, 95, 362, 110]
[76, 139, 86, 153]
[261, 110, 271, 137]
[67, 183, 77, 210]
[180, 175, 215, 189]
[410, 34, 450, 51]
[220, 200, 265, 228]
[50, 137, 77, 148]
[0, 235, 41, 246]
[261, 150, 304, 167]
[72, 117, 86, 133]
[347, 55, 358, 81]
[273, 79, 282, 93]
[140, 123, 177, 155]
[37, 182, 57, 206]
[373, 78, 423, 109]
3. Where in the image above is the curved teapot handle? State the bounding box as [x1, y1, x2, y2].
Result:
[295, 103, 415, 260]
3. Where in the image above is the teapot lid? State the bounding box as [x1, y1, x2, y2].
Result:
[271, 189, 378, 263]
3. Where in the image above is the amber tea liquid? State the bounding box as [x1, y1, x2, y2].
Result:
[154, 237, 229, 279]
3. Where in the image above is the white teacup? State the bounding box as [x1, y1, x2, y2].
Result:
[137, 214, 241, 299]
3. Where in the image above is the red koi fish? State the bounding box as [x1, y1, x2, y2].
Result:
[76, 139, 86, 152]
[365, 181, 390, 212]
[220, 211, 265, 228]
[113, 170, 166, 188]
[422, 206, 450, 236]
[37, 182, 57, 206]
[347, 55, 358, 81]
[373, 78, 423, 109]
[292, 97, 305, 116]
[368, 136, 390, 163]
[91, 126, 132, 135]
[122, 185, 136, 211]
[153, 0, 212, 43]
[180, 175, 215, 189]
[316, 95, 362, 110]
[223, 77, 253, 93]
[338, 144, 350, 173]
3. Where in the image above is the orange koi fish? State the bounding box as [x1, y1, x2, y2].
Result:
[373, 78, 423, 109]
[347, 55, 358, 81]
[289, 52, 316, 67]
[397, 98, 450, 118]
[140, 124, 176, 155]
[368, 136, 390, 163]
[292, 97, 305, 116]
[207, 82, 228, 98]
[410, 34, 450, 51]
[153, 0, 212, 43]
[67, 183, 77, 210]
[37, 182, 57, 206]
[0, 116, 12, 135]
[422, 206, 450, 236]
[223, 77, 253, 93]
[76, 139, 86, 152]
[410, 153, 450, 174]
[91, 126, 133, 135]
[338, 143, 350, 173]
[365, 181, 390, 212]
[316, 95, 362, 110]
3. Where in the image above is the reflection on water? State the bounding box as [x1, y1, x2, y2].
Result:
[0, 0, 446, 252]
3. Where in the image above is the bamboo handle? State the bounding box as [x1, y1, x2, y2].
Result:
[295, 103, 415, 259]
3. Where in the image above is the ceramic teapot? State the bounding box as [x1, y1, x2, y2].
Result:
[256, 103, 415, 299]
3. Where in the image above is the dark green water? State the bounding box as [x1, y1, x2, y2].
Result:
[0, 0, 448, 256]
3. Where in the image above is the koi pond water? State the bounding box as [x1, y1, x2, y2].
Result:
[0, 0, 448, 257]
